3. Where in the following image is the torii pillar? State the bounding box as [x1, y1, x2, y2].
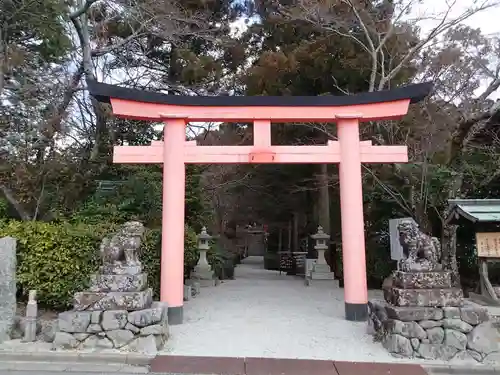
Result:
[337, 115, 368, 318]
[88, 80, 433, 324]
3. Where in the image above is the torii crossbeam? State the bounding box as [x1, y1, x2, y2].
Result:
[88, 80, 432, 325]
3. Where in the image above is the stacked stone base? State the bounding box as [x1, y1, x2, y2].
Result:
[384, 271, 464, 307]
[53, 302, 168, 354]
[189, 266, 219, 287]
[310, 263, 336, 280]
[368, 300, 500, 362]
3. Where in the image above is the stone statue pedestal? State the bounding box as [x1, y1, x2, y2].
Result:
[74, 264, 152, 311]
[384, 270, 463, 308]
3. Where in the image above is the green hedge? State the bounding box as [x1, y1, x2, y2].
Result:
[0, 220, 105, 309]
[0, 220, 200, 310]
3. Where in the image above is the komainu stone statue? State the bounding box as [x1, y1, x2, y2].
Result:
[368, 218, 494, 362]
[73, 221, 152, 311]
[397, 219, 442, 272]
[100, 221, 144, 267]
[380, 218, 463, 309]
[55, 220, 169, 354]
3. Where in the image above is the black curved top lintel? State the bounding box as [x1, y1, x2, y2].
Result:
[87, 80, 433, 107]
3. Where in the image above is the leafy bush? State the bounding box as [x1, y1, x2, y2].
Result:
[0, 220, 201, 309]
[207, 239, 235, 280]
[0, 199, 8, 218]
[71, 165, 208, 229]
[0, 220, 108, 310]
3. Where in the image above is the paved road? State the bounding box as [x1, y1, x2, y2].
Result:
[0, 362, 148, 374]
[0, 361, 495, 375]
[0, 369, 494, 374]
[0, 372, 148, 375]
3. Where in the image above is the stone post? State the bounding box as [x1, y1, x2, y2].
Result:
[309, 226, 337, 283]
[190, 227, 216, 287]
[23, 290, 37, 342]
[0, 237, 16, 343]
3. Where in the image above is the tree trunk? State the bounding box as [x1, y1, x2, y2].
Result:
[441, 174, 463, 288]
[0, 26, 5, 97]
[0, 185, 31, 220]
[442, 222, 460, 287]
[278, 228, 282, 252]
[317, 164, 330, 231]
[293, 211, 299, 252]
[70, 1, 108, 162]
[317, 164, 332, 267]
[287, 220, 292, 251]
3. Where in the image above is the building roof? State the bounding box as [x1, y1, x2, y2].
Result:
[87, 80, 433, 107]
[447, 199, 500, 224]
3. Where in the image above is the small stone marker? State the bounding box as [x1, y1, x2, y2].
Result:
[0, 237, 17, 343]
[23, 290, 37, 342]
[183, 285, 192, 301]
[191, 281, 200, 296]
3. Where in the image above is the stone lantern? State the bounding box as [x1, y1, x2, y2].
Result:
[197, 226, 211, 263]
[309, 226, 336, 281]
[190, 227, 216, 286]
[311, 226, 329, 263]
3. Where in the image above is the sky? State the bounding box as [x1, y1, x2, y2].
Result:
[415, 0, 500, 97]
[79, 0, 500, 138]
[421, 0, 500, 36]
[230, 0, 500, 38]
[228, 0, 500, 100]
[143, 0, 500, 134]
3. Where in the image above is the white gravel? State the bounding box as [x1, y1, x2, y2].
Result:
[162, 256, 456, 364]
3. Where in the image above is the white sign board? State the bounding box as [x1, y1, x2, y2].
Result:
[389, 217, 416, 261]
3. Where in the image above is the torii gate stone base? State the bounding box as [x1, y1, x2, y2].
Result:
[89, 81, 432, 325]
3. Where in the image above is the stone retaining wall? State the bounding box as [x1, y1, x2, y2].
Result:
[52, 302, 168, 355]
[368, 299, 500, 362]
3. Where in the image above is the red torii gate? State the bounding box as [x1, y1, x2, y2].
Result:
[88, 81, 432, 325]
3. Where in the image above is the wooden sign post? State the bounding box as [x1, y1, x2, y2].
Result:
[476, 232, 500, 304]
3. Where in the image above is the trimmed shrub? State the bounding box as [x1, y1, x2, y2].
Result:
[264, 252, 279, 270]
[0, 220, 107, 310]
[0, 220, 201, 309]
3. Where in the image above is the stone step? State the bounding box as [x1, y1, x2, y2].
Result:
[393, 270, 452, 289]
[307, 279, 340, 288]
[310, 272, 336, 280]
[386, 287, 464, 308]
[73, 288, 153, 311]
[312, 263, 331, 273]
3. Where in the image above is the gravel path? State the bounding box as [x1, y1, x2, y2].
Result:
[162, 256, 443, 363]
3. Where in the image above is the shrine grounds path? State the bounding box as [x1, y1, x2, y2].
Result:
[161, 256, 466, 366]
